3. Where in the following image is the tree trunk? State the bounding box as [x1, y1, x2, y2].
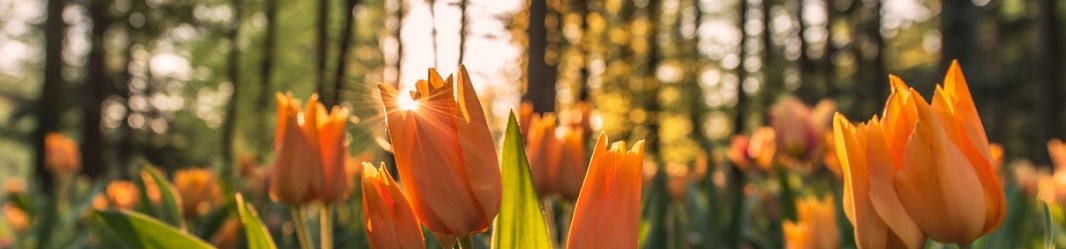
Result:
[333, 0, 360, 105]
[734, 0, 748, 133]
[1036, 0, 1062, 163]
[257, 0, 277, 159]
[316, 0, 331, 100]
[36, 0, 68, 193]
[221, 0, 242, 182]
[458, 0, 467, 64]
[525, 0, 557, 113]
[940, 0, 979, 70]
[83, 0, 111, 178]
[393, 0, 404, 87]
[429, 0, 438, 67]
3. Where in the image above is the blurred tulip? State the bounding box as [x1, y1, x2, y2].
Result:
[210, 218, 241, 249]
[823, 133, 842, 177]
[518, 101, 534, 136]
[728, 127, 777, 171]
[362, 162, 425, 249]
[2, 203, 28, 233]
[173, 168, 222, 217]
[1011, 160, 1044, 197]
[559, 101, 592, 132]
[94, 180, 140, 210]
[3, 178, 25, 196]
[665, 163, 694, 202]
[378, 66, 501, 237]
[45, 133, 81, 177]
[557, 126, 588, 200]
[835, 61, 1005, 246]
[771, 96, 835, 162]
[566, 133, 644, 249]
[783, 195, 839, 249]
[527, 113, 562, 196]
[989, 143, 1004, 171]
[270, 93, 351, 205]
[1049, 139, 1066, 171]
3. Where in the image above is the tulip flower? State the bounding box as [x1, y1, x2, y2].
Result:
[556, 126, 588, 200]
[1049, 139, 1066, 171]
[989, 143, 1004, 172]
[566, 133, 644, 249]
[93, 180, 140, 210]
[377, 66, 502, 238]
[771, 96, 835, 163]
[527, 113, 562, 196]
[362, 162, 426, 249]
[45, 133, 81, 177]
[2, 203, 28, 233]
[834, 61, 1006, 246]
[270, 93, 351, 205]
[728, 127, 777, 172]
[173, 168, 222, 217]
[783, 195, 839, 249]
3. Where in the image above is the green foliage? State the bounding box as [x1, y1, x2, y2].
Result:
[94, 210, 215, 249]
[236, 194, 277, 249]
[140, 165, 186, 229]
[491, 112, 552, 249]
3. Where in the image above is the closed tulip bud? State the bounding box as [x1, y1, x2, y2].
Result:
[730, 127, 777, 172]
[557, 126, 588, 201]
[362, 162, 425, 249]
[783, 195, 840, 249]
[270, 93, 352, 205]
[1049, 139, 1066, 171]
[771, 97, 836, 162]
[835, 61, 1006, 246]
[45, 133, 81, 177]
[527, 113, 563, 196]
[566, 133, 644, 249]
[378, 66, 502, 237]
[173, 168, 222, 217]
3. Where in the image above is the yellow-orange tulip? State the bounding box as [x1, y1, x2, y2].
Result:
[527, 113, 562, 196]
[783, 195, 840, 249]
[557, 126, 588, 200]
[1049, 139, 1066, 171]
[835, 61, 1006, 246]
[378, 66, 502, 237]
[771, 96, 835, 162]
[270, 93, 351, 205]
[362, 162, 425, 249]
[566, 133, 644, 249]
[45, 133, 81, 177]
[93, 180, 140, 210]
[173, 168, 222, 217]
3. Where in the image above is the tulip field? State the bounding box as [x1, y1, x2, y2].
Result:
[2, 0, 1066, 248]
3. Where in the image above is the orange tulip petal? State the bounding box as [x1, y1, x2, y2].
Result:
[362, 163, 426, 249]
[567, 134, 644, 249]
[864, 119, 926, 249]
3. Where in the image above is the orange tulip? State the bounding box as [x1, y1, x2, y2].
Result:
[2, 203, 29, 233]
[377, 66, 502, 237]
[783, 195, 840, 249]
[45, 133, 81, 177]
[823, 133, 842, 177]
[527, 113, 563, 196]
[556, 126, 588, 200]
[728, 127, 777, 171]
[835, 61, 1006, 246]
[1049, 139, 1066, 171]
[173, 168, 222, 217]
[270, 93, 351, 205]
[93, 180, 140, 210]
[566, 133, 644, 249]
[771, 96, 835, 162]
[989, 143, 1004, 172]
[362, 162, 426, 249]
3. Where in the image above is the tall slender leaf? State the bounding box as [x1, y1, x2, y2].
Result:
[141, 166, 186, 228]
[94, 210, 215, 249]
[236, 194, 277, 249]
[491, 111, 552, 249]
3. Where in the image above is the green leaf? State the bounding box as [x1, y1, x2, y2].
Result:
[1044, 201, 1055, 249]
[491, 111, 552, 249]
[236, 193, 277, 249]
[94, 209, 216, 249]
[141, 166, 186, 229]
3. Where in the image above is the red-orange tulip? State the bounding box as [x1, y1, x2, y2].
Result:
[566, 133, 644, 249]
[362, 162, 425, 249]
[45, 133, 81, 177]
[835, 61, 1006, 246]
[378, 66, 502, 237]
[728, 127, 777, 171]
[270, 93, 351, 205]
[527, 113, 563, 196]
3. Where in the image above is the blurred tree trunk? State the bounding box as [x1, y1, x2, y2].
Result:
[429, 0, 438, 67]
[734, 0, 749, 133]
[334, 0, 360, 105]
[257, 0, 277, 160]
[36, 0, 68, 193]
[316, 0, 331, 100]
[941, 0, 979, 70]
[83, 0, 112, 178]
[394, 0, 404, 87]
[525, 0, 557, 113]
[458, 0, 467, 64]
[221, 0, 243, 181]
[1036, 0, 1062, 162]
[865, 0, 885, 103]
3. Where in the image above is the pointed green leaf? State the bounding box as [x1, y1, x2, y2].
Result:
[236, 194, 277, 249]
[94, 210, 215, 249]
[491, 111, 552, 249]
[141, 166, 186, 228]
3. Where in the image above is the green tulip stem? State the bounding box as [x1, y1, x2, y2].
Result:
[290, 206, 314, 249]
[320, 204, 333, 249]
[958, 243, 972, 249]
[459, 235, 474, 249]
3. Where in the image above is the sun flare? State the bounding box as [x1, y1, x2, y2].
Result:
[398, 93, 420, 111]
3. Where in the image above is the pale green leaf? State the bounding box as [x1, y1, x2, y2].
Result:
[141, 165, 186, 228]
[236, 193, 277, 249]
[491, 111, 553, 249]
[94, 209, 215, 249]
